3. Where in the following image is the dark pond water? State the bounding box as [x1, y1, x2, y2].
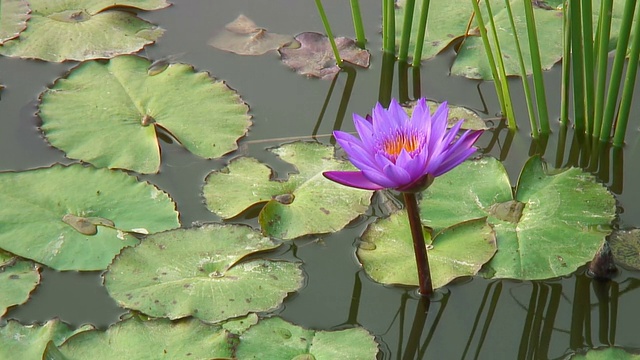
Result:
[1, 1, 640, 359]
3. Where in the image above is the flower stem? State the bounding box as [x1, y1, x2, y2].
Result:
[403, 192, 433, 297]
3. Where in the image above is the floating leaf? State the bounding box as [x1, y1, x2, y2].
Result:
[609, 229, 640, 271]
[105, 224, 304, 323]
[279, 32, 370, 80]
[419, 156, 616, 280]
[0, 319, 92, 360]
[359, 214, 496, 288]
[0, 0, 30, 45]
[0, 0, 167, 62]
[0, 250, 14, 267]
[53, 316, 234, 359]
[222, 313, 259, 335]
[204, 142, 373, 239]
[0, 260, 40, 316]
[39, 55, 251, 173]
[569, 347, 640, 360]
[209, 14, 296, 55]
[405, 100, 490, 130]
[0, 164, 180, 271]
[236, 317, 379, 359]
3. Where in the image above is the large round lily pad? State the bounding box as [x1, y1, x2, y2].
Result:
[0, 319, 92, 360]
[358, 214, 496, 289]
[0, 260, 40, 316]
[204, 142, 373, 239]
[0, 0, 168, 62]
[0, 0, 30, 45]
[0, 164, 180, 271]
[236, 317, 379, 360]
[419, 156, 616, 280]
[39, 55, 251, 173]
[105, 224, 304, 323]
[52, 316, 234, 359]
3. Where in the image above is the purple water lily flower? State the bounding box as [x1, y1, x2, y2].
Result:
[324, 98, 483, 192]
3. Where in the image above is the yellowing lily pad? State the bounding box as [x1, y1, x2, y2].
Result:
[209, 14, 296, 55]
[0, 0, 30, 45]
[39, 55, 251, 174]
[105, 224, 304, 323]
[0, 164, 180, 271]
[204, 142, 373, 240]
[0, 0, 168, 62]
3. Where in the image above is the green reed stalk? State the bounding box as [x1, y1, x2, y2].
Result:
[569, 0, 585, 132]
[581, 0, 595, 134]
[560, 4, 571, 126]
[593, 0, 613, 139]
[314, 0, 343, 66]
[613, 1, 640, 146]
[412, 0, 431, 67]
[383, 0, 396, 54]
[472, 0, 516, 129]
[600, 0, 636, 142]
[504, 0, 537, 137]
[522, 0, 550, 134]
[350, 0, 366, 47]
[398, 0, 416, 62]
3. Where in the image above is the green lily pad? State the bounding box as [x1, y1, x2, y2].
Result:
[0, 0, 30, 45]
[222, 313, 259, 335]
[0, 164, 180, 271]
[0, 0, 168, 62]
[419, 156, 616, 280]
[52, 316, 234, 359]
[39, 55, 251, 173]
[0, 319, 92, 360]
[236, 317, 379, 360]
[570, 347, 640, 360]
[0, 250, 14, 267]
[609, 229, 640, 270]
[359, 214, 496, 289]
[0, 260, 40, 316]
[405, 100, 490, 131]
[105, 224, 304, 323]
[204, 142, 373, 240]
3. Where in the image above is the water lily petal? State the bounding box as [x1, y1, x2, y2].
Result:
[353, 114, 375, 151]
[432, 147, 478, 176]
[323, 171, 384, 190]
[382, 163, 412, 186]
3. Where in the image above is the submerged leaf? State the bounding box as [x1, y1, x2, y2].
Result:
[0, 164, 180, 271]
[0, 0, 167, 62]
[279, 32, 370, 80]
[105, 224, 304, 323]
[209, 14, 296, 55]
[55, 316, 234, 359]
[609, 229, 640, 271]
[0, 260, 40, 316]
[236, 317, 378, 359]
[0, 0, 30, 45]
[0, 319, 93, 360]
[204, 142, 372, 239]
[39, 55, 251, 173]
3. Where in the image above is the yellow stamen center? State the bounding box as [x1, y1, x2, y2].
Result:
[382, 133, 420, 158]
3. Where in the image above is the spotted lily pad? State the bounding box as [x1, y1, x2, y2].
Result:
[39, 55, 251, 173]
[609, 229, 640, 270]
[0, 319, 92, 360]
[0, 260, 40, 317]
[0, 0, 30, 45]
[204, 142, 373, 240]
[236, 317, 379, 359]
[209, 14, 296, 55]
[359, 214, 496, 288]
[0, 164, 180, 271]
[419, 156, 616, 280]
[51, 316, 234, 359]
[105, 224, 304, 323]
[279, 32, 370, 80]
[0, 0, 168, 62]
